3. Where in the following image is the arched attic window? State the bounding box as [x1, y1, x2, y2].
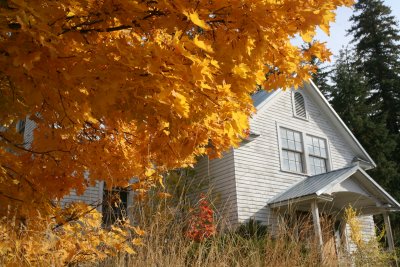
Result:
[293, 92, 307, 119]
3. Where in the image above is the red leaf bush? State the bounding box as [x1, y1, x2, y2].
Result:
[186, 194, 216, 242]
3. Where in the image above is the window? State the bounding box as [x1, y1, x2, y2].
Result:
[307, 135, 328, 175]
[16, 119, 25, 134]
[293, 92, 307, 119]
[280, 128, 304, 173]
[102, 186, 129, 226]
[279, 127, 330, 175]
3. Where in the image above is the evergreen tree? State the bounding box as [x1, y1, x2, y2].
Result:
[303, 42, 332, 97]
[349, 0, 400, 134]
[329, 0, 400, 246]
[348, 0, 400, 201]
[329, 49, 397, 193]
[311, 58, 332, 98]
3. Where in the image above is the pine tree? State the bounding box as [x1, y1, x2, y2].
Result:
[303, 43, 332, 97]
[349, 0, 400, 134]
[311, 58, 332, 98]
[329, 49, 397, 192]
[348, 0, 400, 201]
[329, 0, 400, 245]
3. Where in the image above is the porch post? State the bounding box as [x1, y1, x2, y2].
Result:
[311, 200, 324, 257]
[340, 219, 349, 253]
[383, 212, 395, 251]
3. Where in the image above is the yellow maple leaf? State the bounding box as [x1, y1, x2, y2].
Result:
[193, 36, 214, 53]
[232, 63, 250, 78]
[183, 10, 211, 30]
[172, 91, 190, 118]
[300, 29, 316, 43]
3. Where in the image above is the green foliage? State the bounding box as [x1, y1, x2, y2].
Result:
[303, 42, 332, 97]
[326, 0, 400, 246]
[236, 219, 269, 239]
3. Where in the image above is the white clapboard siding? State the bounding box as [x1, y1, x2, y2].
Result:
[61, 181, 104, 212]
[233, 88, 370, 230]
[194, 149, 238, 226]
[23, 117, 36, 148]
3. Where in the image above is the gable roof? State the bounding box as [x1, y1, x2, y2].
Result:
[250, 80, 376, 168]
[251, 89, 281, 110]
[268, 164, 400, 212]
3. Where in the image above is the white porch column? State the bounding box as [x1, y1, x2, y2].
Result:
[339, 219, 349, 253]
[311, 200, 324, 257]
[383, 212, 395, 251]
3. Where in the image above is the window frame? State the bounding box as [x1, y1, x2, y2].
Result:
[277, 125, 307, 175]
[291, 91, 309, 121]
[306, 134, 332, 175]
[277, 123, 332, 176]
[100, 181, 135, 226]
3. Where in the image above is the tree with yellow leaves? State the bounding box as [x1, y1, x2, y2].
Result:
[0, 0, 352, 264]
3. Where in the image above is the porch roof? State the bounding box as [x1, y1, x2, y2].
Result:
[268, 165, 400, 213]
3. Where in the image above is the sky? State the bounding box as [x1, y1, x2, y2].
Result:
[317, 0, 400, 63]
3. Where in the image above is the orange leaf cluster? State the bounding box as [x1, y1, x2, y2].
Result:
[0, 203, 143, 265]
[186, 194, 216, 242]
[0, 0, 352, 262]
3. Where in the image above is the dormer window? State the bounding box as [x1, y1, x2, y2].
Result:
[293, 92, 307, 119]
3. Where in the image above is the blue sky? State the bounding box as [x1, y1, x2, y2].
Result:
[318, 0, 400, 62]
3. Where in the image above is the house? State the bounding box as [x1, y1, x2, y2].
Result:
[22, 80, 399, 253]
[193, 80, 399, 253]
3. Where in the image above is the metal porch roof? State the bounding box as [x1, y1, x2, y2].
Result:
[268, 165, 359, 204]
[268, 164, 400, 211]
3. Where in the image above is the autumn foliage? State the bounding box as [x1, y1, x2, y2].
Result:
[186, 194, 216, 242]
[0, 0, 352, 263]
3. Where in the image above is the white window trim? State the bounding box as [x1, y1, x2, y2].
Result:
[276, 122, 308, 175]
[291, 91, 309, 121]
[306, 134, 332, 174]
[277, 122, 332, 176]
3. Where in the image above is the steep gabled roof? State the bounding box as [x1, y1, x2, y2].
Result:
[250, 80, 376, 168]
[251, 89, 281, 110]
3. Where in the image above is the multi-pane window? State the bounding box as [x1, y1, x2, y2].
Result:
[307, 136, 328, 175]
[280, 128, 304, 173]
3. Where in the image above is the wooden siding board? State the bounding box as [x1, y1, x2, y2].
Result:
[193, 150, 238, 226]
[61, 181, 103, 212]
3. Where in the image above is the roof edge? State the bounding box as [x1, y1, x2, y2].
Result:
[315, 165, 359, 195]
[307, 79, 376, 168]
[252, 89, 281, 111]
[357, 168, 400, 209]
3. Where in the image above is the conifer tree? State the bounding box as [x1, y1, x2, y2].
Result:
[349, 0, 400, 134]
[330, 49, 397, 193]
[348, 0, 400, 200]
[328, 0, 400, 245]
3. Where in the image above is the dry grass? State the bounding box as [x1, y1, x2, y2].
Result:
[95, 188, 398, 267]
[1, 172, 395, 266]
[97, 194, 331, 267]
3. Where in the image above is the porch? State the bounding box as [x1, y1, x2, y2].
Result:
[268, 165, 400, 259]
